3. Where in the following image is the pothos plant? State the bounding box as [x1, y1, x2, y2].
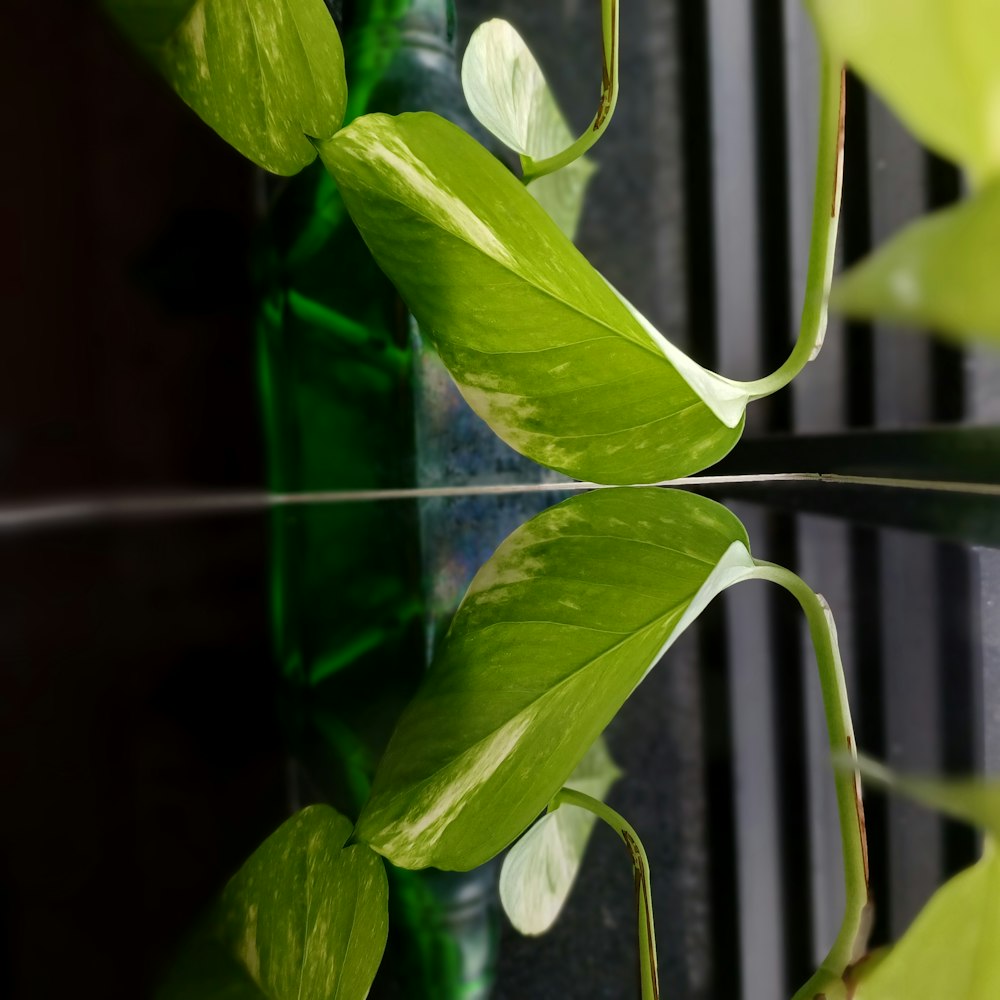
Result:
[104, 0, 1000, 997]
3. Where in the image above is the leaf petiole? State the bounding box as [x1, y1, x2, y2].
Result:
[736, 51, 846, 400]
[550, 787, 660, 1000]
[747, 561, 871, 999]
[520, 0, 620, 182]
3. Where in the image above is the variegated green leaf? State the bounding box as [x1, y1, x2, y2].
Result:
[499, 735, 622, 935]
[319, 112, 745, 484]
[354, 487, 757, 869]
[160, 806, 388, 1000]
[104, 0, 347, 174]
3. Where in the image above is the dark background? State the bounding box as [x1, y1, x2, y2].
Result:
[2, 4, 282, 997]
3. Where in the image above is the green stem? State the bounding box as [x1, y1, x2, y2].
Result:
[748, 561, 870, 999]
[551, 787, 660, 1000]
[520, 0, 620, 182]
[735, 53, 846, 400]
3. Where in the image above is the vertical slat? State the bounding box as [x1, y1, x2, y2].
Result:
[864, 93, 945, 939]
[966, 345, 1000, 426]
[868, 95, 933, 429]
[643, 0, 688, 342]
[724, 506, 786, 1000]
[967, 299, 1000, 778]
[707, 0, 763, 397]
[878, 524, 945, 937]
[785, 5, 845, 434]
[705, 7, 783, 993]
[975, 550, 1000, 775]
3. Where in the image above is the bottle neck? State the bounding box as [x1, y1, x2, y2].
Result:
[342, 0, 461, 123]
[347, 0, 455, 52]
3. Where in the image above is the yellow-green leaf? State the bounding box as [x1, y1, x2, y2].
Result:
[830, 180, 1000, 343]
[852, 845, 1000, 999]
[807, 0, 1000, 182]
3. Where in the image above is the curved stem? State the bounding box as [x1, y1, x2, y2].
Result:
[733, 53, 846, 400]
[747, 561, 870, 998]
[551, 787, 660, 1000]
[520, 0, 620, 182]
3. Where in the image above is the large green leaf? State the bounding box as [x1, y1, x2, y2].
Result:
[830, 179, 1000, 343]
[461, 18, 597, 239]
[845, 760, 1000, 999]
[160, 806, 389, 1000]
[318, 112, 744, 484]
[354, 487, 757, 869]
[499, 735, 622, 935]
[807, 0, 1000, 182]
[104, 0, 347, 174]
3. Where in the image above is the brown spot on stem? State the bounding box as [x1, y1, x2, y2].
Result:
[843, 946, 886, 999]
[831, 66, 846, 217]
[623, 830, 659, 999]
[641, 879, 660, 1000]
[594, 1, 618, 130]
[847, 735, 870, 887]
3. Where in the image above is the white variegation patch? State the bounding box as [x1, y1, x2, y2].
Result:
[357, 128, 518, 269]
[375, 713, 537, 865]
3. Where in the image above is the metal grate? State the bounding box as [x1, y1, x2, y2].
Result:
[686, 2, 990, 997]
[460, 2, 997, 997]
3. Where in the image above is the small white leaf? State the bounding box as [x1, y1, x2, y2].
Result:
[462, 19, 573, 161]
[499, 736, 622, 934]
[462, 18, 596, 239]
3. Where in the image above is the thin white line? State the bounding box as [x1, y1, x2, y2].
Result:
[0, 473, 996, 534]
[819, 474, 1000, 497]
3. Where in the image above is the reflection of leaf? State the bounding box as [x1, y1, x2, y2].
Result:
[807, 0, 1000, 182]
[852, 845, 1000, 999]
[104, 0, 347, 174]
[160, 806, 388, 1000]
[355, 488, 757, 869]
[320, 113, 745, 484]
[841, 759, 1000, 999]
[499, 735, 622, 934]
[830, 180, 1000, 343]
[461, 18, 596, 239]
